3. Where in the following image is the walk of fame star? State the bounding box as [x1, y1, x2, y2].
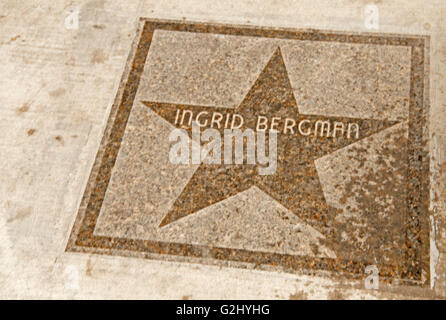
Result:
[142, 47, 398, 235]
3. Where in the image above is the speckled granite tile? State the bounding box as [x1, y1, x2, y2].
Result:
[66, 18, 430, 287]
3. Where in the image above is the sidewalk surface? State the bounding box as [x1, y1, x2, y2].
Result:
[1, 0, 445, 299]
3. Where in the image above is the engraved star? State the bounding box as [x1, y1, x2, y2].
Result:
[142, 47, 398, 234]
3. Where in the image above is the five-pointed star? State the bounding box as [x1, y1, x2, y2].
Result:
[142, 47, 398, 233]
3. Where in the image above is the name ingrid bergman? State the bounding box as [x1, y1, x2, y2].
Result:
[173, 108, 360, 139]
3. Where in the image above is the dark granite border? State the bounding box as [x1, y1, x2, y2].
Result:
[66, 18, 430, 286]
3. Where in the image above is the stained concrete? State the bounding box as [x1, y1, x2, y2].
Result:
[1, 0, 446, 299]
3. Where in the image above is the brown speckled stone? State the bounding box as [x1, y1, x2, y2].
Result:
[66, 18, 430, 287]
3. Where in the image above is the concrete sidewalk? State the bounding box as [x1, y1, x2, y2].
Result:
[0, 0, 445, 299]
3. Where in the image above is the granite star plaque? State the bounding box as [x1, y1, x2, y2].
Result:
[67, 18, 430, 286]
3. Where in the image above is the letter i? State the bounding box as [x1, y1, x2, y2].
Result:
[224, 113, 231, 129]
[174, 109, 180, 125]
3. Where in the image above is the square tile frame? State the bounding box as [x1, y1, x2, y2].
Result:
[66, 18, 430, 287]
